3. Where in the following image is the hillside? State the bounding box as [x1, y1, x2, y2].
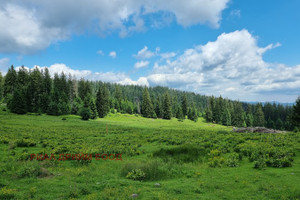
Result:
[0, 109, 299, 199]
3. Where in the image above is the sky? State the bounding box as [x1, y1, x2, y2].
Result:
[0, 0, 299, 103]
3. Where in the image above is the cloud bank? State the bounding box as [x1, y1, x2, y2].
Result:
[0, 0, 229, 54]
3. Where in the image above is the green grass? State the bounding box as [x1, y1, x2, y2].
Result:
[0, 108, 300, 199]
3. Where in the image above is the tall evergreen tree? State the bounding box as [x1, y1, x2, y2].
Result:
[291, 96, 300, 128]
[181, 93, 188, 117]
[232, 102, 245, 127]
[141, 87, 154, 118]
[246, 113, 254, 127]
[3, 65, 17, 97]
[176, 106, 184, 121]
[154, 96, 162, 118]
[96, 84, 110, 118]
[9, 88, 27, 114]
[254, 104, 265, 127]
[204, 106, 213, 122]
[115, 85, 123, 111]
[162, 92, 172, 120]
[0, 72, 3, 100]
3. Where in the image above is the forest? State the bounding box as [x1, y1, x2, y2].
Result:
[0, 65, 299, 131]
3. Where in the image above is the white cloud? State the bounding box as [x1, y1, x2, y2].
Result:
[0, 0, 229, 54]
[134, 61, 150, 69]
[134, 46, 155, 59]
[109, 51, 117, 58]
[160, 52, 177, 60]
[0, 57, 10, 73]
[97, 50, 104, 55]
[145, 29, 299, 102]
[118, 77, 149, 86]
[0, 3, 66, 54]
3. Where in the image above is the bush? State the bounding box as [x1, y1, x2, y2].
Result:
[208, 156, 225, 168]
[121, 160, 171, 181]
[0, 187, 16, 199]
[16, 139, 36, 147]
[225, 153, 239, 167]
[17, 161, 41, 178]
[153, 145, 207, 163]
[79, 107, 91, 120]
[254, 157, 266, 169]
[126, 169, 146, 181]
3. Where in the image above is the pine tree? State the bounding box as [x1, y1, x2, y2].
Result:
[28, 68, 43, 112]
[232, 102, 245, 127]
[176, 105, 184, 121]
[204, 106, 213, 122]
[181, 93, 188, 117]
[90, 98, 97, 119]
[40, 68, 52, 112]
[162, 92, 172, 120]
[141, 87, 154, 118]
[0, 72, 3, 100]
[291, 96, 300, 128]
[254, 104, 265, 127]
[115, 85, 123, 112]
[276, 118, 283, 130]
[3, 65, 17, 97]
[96, 84, 110, 118]
[246, 113, 254, 127]
[223, 108, 231, 126]
[10, 88, 27, 114]
[154, 96, 162, 118]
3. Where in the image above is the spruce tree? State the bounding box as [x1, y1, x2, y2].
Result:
[3, 65, 17, 97]
[176, 105, 184, 121]
[181, 93, 188, 117]
[162, 92, 172, 120]
[0, 72, 3, 100]
[291, 96, 300, 128]
[204, 106, 213, 122]
[254, 104, 265, 127]
[246, 113, 254, 127]
[154, 96, 162, 118]
[96, 84, 110, 118]
[141, 87, 154, 118]
[232, 102, 245, 127]
[10, 88, 27, 114]
[90, 98, 97, 119]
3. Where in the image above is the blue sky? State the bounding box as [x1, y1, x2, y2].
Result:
[0, 0, 299, 102]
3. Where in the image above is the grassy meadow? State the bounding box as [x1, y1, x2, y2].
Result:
[0, 107, 300, 200]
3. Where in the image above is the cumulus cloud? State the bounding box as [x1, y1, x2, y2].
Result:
[0, 57, 10, 73]
[109, 51, 117, 58]
[118, 77, 149, 86]
[22, 63, 150, 86]
[134, 61, 150, 69]
[145, 29, 299, 102]
[0, 0, 229, 54]
[160, 52, 177, 60]
[134, 46, 155, 59]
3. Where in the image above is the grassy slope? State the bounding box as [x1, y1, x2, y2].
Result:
[0, 109, 300, 200]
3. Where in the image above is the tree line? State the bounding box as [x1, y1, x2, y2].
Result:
[0, 66, 299, 130]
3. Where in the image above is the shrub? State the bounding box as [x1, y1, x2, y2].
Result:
[225, 153, 239, 167]
[121, 160, 171, 181]
[16, 139, 36, 147]
[208, 156, 225, 168]
[0, 187, 16, 199]
[254, 157, 266, 169]
[17, 161, 41, 178]
[126, 169, 146, 181]
[79, 107, 91, 120]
